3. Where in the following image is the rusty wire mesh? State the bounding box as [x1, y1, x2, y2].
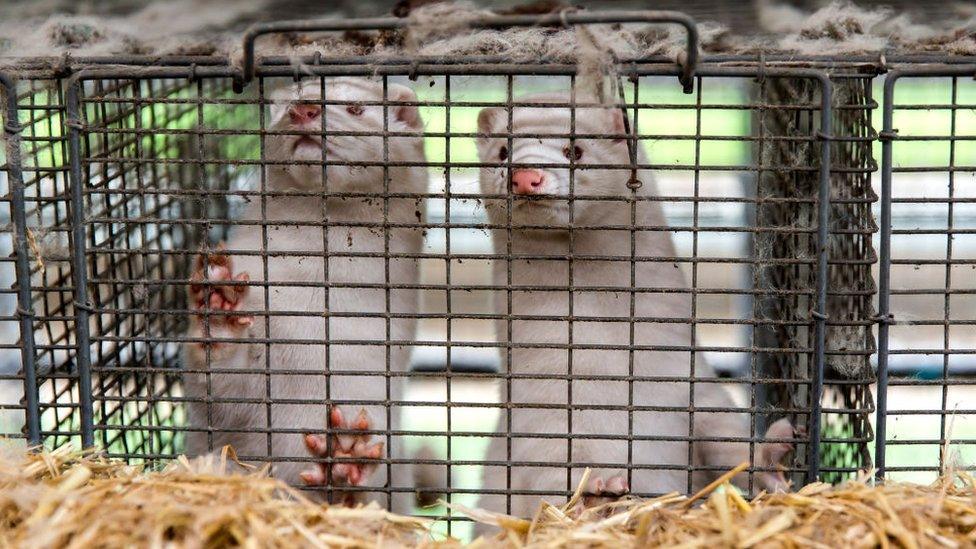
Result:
[0, 14, 970, 534]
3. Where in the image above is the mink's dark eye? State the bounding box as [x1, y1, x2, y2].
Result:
[498, 146, 509, 161]
[563, 145, 583, 161]
[346, 104, 364, 116]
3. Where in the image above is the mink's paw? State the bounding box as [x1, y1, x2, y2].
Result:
[188, 243, 252, 348]
[301, 407, 384, 506]
[580, 474, 629, 515]
[755, 418, 804, 493]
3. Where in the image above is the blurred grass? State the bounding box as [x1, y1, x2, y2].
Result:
[414, 75, 750, 168]
[876, 76, 976, 169]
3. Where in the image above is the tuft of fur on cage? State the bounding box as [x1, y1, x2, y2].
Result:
[0, 0, 268, 59]
[4, 1, 974, 67]
[755, 0, 976, 55]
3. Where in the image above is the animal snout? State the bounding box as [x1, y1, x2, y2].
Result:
[288, 104, 322, 125]
[511, 169, 546, 195]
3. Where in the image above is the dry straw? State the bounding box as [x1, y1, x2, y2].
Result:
[462, 465, 976, 548]
[1, 446, 975, 548]
[0, 445, 435, 548]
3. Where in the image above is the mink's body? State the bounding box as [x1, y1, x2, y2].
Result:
[471, 93, 797, 520]
[183, 78, 428, 509]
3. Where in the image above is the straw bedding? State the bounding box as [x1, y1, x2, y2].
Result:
[0, 445, 433, 548]
[1, 447, 974, 548]
[467, 465, 976, 548]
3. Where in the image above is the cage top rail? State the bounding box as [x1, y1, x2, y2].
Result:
[6, 52, 976, 80]
[238, 10, 700, 93]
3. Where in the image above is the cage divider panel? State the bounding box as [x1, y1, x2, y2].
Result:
[752, 76, 817, 485]
[873, 65, 976, 479]
[752, 71, 877, 484]
[11, 76, 242, 463]
[67, 79, 96, 449]
[15, 78, 84, 452]
[820, 72, 877, 483]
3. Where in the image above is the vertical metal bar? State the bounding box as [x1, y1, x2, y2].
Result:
[504, 74, 514, 516]
[131, 78, 157, 460]
[65, 79, 95, 448]
[686, 76, 703, 492]
[381, 76, 393, 511]
[442, 74, 454, 532]
[257, 77, 273, 464]
[92, 79, 115, 453]
[567, 75, 576, 499]
[748, 72, 766, 493]
[938, 76, 957, 472]
[0, 73, 42, 446]
[874, 72, 900, 480]
[317, 75, 334, 503]
[805, 73, 833, 484]
[196, 79, 215, 452]
[622, 78, 636, 493]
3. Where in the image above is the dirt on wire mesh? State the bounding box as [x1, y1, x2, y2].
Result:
[1, 448, 975, 548]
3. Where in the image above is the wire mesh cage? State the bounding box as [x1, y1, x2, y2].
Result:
[0, 8, 971, 536]
[876, 66, 976, 482]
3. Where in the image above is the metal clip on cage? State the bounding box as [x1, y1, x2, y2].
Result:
[236, 10, 700, 93]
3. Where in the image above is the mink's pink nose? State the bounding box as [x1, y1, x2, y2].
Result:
[511, 169, 546, 195]
[288, 104, 322, 125]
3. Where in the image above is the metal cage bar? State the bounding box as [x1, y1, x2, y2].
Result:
[875, 64, 976, 479]
[0, 72, 42, 445]
[237, 11, 700, 92]
[65, 80, 95, 448]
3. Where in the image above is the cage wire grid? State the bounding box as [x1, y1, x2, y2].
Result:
[1, 62, 850, 501]
[877, 65, 976, 480]
[0, 9, 968, 525]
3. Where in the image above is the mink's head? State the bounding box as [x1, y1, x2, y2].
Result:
[265, 77, 424, 192]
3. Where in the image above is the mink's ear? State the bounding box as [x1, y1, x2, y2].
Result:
[268, 85, 293, 126]
[608, 108, 628, 144]
[477, 107, 502, 136]
[476, 108, 504, 159]
[389, 84, 422, 128]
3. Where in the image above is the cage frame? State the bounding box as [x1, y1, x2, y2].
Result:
[1, 8, 968, 507]
[875, 63, 976, 479]
[2, 58, 835, 481]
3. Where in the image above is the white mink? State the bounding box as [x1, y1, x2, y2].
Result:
[182, 77, 428, 509]
[471, 93, 797, 520]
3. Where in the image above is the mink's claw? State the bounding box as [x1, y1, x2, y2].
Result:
[755, 418, 802, 493]
[580, 474, 629, 514]
[188, 243, 253, 346]
[301, 407, 384, 506]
